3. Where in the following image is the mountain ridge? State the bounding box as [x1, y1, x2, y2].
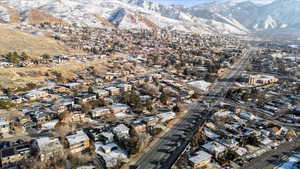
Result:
[0, 0, 298, 38]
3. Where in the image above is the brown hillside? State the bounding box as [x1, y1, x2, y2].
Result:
[140, 15, 158, 29]
[0, 25, 75, 57]
[0, 4, 20, 24]
[93, 14, 115, 28]
[28, 9, 67, 25]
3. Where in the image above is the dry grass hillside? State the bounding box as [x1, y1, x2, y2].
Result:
[0, 3, 20, 24]
[0, 59, 109, 89]
[0, 25, 75, 57]
[27, 9, 68, 25]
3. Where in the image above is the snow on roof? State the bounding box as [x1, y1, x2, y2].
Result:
[204, 127, 220, 139]
[189, 150, 212, 164]
[76, 166, 96, 169]
[35, 137, 62, 151]
[157, 111, 175, 122]
[214, 110, 232, 117]
[260, 137, 272, 145]
[110, 104, 130, 110]
[113, 124, 129, 135]
[235, 147, 248, 156]
[188, 80, 211, 91]
[0, 119, 9, 126]
[92, 107, 110, 113]
[202, 141, 226, 154]
[95, 142, 128, 168]
[41, 120, 59, 130]
[66, 130, 89, 145]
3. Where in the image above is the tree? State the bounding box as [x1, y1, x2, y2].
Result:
[6, 52, 20, 64]
[88, 86, 94, 94]
[21, 52, 30, 61]
[160, 92, 168, 105]
[41, 53, 50, 60]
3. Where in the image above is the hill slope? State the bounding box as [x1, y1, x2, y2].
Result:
[0, 25, 74, 57]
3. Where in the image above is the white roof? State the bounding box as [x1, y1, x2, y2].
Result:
[260, 137, 272, 145]
[189, 151, 212, 164]
[188, 80, 211, 91]
[0, 119, 9, 126]
[202, 141, 226, 154]
[204, 127, 220, 139]
[41, 120, 59, 130]
[110, 104, 130, 110]
[76, 166, 96, 169]
[66, 130, 89, 145]
[36, 137, 63, 150]
[157, 111, 175, 122]
[95, 142, 128, 168]
[113, 124, 129, 134]
[92, 107, 110, 113]
[235, 147, 248, 156]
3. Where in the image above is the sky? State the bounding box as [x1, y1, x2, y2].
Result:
[151, 0, 223, 6]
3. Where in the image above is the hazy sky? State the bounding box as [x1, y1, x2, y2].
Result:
[151, 0, 222, 6]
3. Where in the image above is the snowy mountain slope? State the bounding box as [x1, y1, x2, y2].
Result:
[0, 5, 9, 22]
[0, 0, 250, 34]
[0, 0, 298, 36]
[189, 0, 300, 32]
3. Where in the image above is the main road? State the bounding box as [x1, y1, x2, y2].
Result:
[130, 48, 255, 169]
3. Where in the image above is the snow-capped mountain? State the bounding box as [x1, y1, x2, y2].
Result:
[189, 0, 300, 31]
[0, 0, 299, 37]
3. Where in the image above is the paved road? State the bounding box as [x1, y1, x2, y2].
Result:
[131, 48, 255, 169]
[241, 137, 300, 169]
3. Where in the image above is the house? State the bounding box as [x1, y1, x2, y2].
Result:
[23, 90, 48, 101]
[218, 138, 239, 148]
[260, 137, 273, 145]
[189, 151, 212, 168]
[234, 147, 248, 156]
[112, 124, 130, 139]
[33, 137, 64, 161]
[110, 104, 130, 114]
[71, 112, 86, 123]
[202, 141, 226, 156]
[94, 89, 109, 98]
[248, 75, 278, 85]
[0, 140, 31, 168]
[106, 87, 120, 96]
[188, 80, 211, 92]
[65, 130, 90, 154]
[0, 119, 10, 135]
[99, 132, 114, 144]
[32, 112, 54, 124]
[239, 112, 258, 121]
[41, 120, 59, 130]
[95, 142, 128, 169]
[85, 126, 106, 142]
[131, 123, 147, 133]
[75, 93, 97, 103]
[64, 82, 82, 90]
[156, 109, 176, 123]
[118, 84, 132, 92]
[91, 107, 111, 119]
[204, 127, 220, 140]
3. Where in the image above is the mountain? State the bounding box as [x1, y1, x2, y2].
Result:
[0, 0, 251, 34]
[0, 0, 299, 38]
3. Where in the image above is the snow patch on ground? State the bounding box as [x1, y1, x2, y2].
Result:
[0, 6, 10, 22]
